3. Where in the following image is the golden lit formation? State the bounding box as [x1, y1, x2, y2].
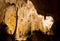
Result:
[1, 0, 54, 41]
[5, 6, 16, 34]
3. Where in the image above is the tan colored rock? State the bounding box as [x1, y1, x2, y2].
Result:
[4, 6, 16, 34]
[5, 0, 16, 4]
[1, 0, 54, 41]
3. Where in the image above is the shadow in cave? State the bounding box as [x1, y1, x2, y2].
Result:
[0, 22, 14, 41]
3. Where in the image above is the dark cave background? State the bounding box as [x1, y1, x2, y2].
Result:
[0, 0, 60, 41]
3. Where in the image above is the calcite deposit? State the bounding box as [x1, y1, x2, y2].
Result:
[0, 0, 54, 41]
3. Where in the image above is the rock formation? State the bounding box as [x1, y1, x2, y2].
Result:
[0, 0, 54, 41]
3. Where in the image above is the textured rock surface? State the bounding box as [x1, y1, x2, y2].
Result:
[0, 0, 54, 41]
[5, 6, 16, 34]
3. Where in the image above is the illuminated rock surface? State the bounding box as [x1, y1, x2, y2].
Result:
[5, 6, 16, 34]
[0, 0, 54, 41]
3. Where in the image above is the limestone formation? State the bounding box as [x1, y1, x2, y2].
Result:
[0, 0, 54, 41]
